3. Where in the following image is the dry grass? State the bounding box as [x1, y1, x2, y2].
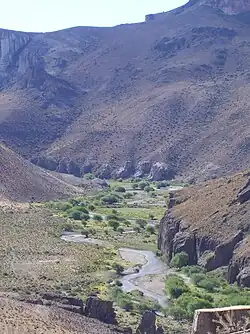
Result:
[0, 205, 113, 297]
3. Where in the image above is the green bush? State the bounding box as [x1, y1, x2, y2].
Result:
[106, 214, 119, 221]
[146, 225, 156, 234]
[68, 210, 83, 221]
[76, 206, 89, 214]
[170, 252, 189, 268]
[144, 186, 154, 192]
[181, 266, 205, 276]
[112, 263, 124, 275]
[136, 219, 147, 229]
[88, 204, 96, 211]
[115, 186, 126, 193]
[156, 181, 169, 189]
[139, 181, 149, 190]
[165, 275, 190, 298]
[81, 229, 89, 238]
[132, 183, 138, 189]
[108, 220, 120, 231]
[101, 194, 119, 204]
[80, 213, 90, 221]
[117, 227, 124, 234]
[123, 193, 133, 199]
[55, 202, 72, 211]
[64, 223, 74, 232]
[85, 173, 94, 180]
[93, 214, 103, 222]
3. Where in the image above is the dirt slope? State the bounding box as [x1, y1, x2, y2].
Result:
[0, 144, 83, 202]
[2, 1, 250, 179]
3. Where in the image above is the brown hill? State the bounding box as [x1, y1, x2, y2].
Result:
[0, 144, 83, 202]
[158, 170, 250, 286]
[2, 1, 250, 179]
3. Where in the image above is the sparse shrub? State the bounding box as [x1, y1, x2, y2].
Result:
[170, 252, 189, 268]
[68, 210, 83, 221]
[115, 186, 126, 193]
[146, 225, 156, 234]
[64, 223, 74, 232]
[85, 173, 94, 180]
[108, 220, 120, 231]
[144, 186, 154, 192]
[93, 214, 103, 222]
[123, 192, 133, 199]
[117, 227, 124, 234]
[104, 228, 109, 235]
[149, 214, 155, 220]
[88, 228, 96, 235]
[132, 183, 139, 189]
[156, 181, 169, 189]
[101, 194, 119, 204]
[88, 204, 96, 211]
[106, 214, 119, 221]
[115, 279, 123, 287]
[55, 202, 72, 211]
[139, 181, 149, 190]
[80, 213, 90, 221]
[112, 209, 118, 214]
[81, 229, 89, 238]
[76, 206, 89, 214]
[165, 275, 190, 299]
[112, 263, 124, 275]
[134, 226, 141, 233]
[136, 219, 147, 229]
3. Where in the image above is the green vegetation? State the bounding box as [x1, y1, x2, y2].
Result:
[165, 265, 250, 321]
[170, 252, 189, 269]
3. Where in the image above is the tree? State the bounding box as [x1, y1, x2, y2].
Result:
[170, 252, 189, 268]
[108, 220, 120, 231]
[115, 186, 126, 193]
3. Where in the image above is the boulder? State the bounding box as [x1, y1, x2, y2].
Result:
[136, 311, 164, 334]
[115, 161, 134, 179]
[136, 311, 156, 334]
[149, 162, 175, 181]
[134, 161, 151, 178]
[173, 231, 197, 265]
[84, 296, 117, 325]
[237, 267, 250, 287]
[237, 178, 250, 204]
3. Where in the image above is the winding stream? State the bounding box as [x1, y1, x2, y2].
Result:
[61, 233, 168, 306]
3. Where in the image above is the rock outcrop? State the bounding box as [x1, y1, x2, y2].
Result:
[115, 161, 135, 179]
[189, 0, 250, 15]
[84, 296, 117, 325]
[134, 161, 152, 178]
[136, 311, 164, 334]
[149, 163, 175, 181]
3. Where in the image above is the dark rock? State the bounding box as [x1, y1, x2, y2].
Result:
[31, 156, 58, 171]
[115, 161, 134, 179]
[96, 163, 112, 179]
[200, 231, 243, 271]
[228, 261, 240, 284]
[158, 213, 181, 262]
[68, 160, 81, 177]
[57, 160, 68, 173]
[237, 178, 250, 204]
[134, 161, 152, 178]
[168, 192, 175, 209]
[156, 326, 164, 334]
[237, 267, 250, 287]
[84, 296, 117, 325]
[149, 162, 175, 181]
[136, 311, 157, 334]
[173, 231, 197, 265]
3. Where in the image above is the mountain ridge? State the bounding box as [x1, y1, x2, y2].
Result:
[1, 3, 250, 180]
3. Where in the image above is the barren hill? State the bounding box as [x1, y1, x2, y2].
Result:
[158, 170, 250, 286]
[2, 0, 250, 179]
[0, 144, 83, 202]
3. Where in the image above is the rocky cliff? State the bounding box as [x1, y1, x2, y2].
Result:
[158, 172, 250, 286]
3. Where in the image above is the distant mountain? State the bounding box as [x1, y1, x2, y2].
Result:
[1, 1, 250, 180]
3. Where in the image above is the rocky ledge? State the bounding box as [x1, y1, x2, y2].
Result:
[158, 172, 250, 287]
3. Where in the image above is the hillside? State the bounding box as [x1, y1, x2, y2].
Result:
[158, 170, 250, 286]
[0, 144, 83, 202]
[2, 0, 250, 180]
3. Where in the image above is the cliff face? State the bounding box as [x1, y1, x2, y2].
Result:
[158, 172, 250, 286]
